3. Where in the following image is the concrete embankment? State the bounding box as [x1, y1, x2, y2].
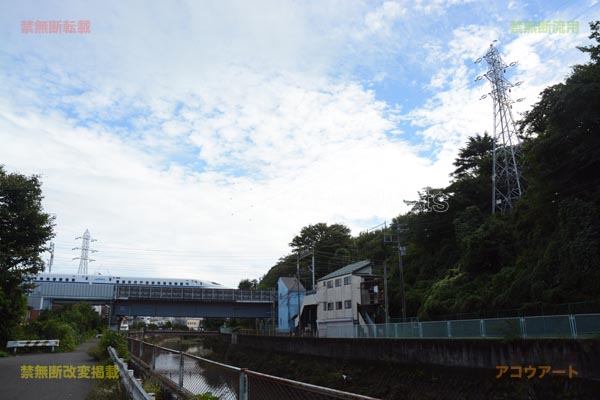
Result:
[230, 335, 600, 380]
[195, 334, 600, 399]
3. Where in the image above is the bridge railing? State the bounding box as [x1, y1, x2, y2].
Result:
[323, 313, 600, 339]
[128, 338, 379, 399]
[116, 286, 274, 302]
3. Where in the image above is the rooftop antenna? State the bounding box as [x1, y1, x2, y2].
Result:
[73, 229, 98, 274]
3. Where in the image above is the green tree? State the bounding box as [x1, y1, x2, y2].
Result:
[258, 223, 353, 290]
[289, 223, 353, 277]
[451, 133, 494, 179]
[238, 278, 258, 290]
[0, 166, 54, 346]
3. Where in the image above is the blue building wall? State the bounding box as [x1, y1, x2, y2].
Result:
[277, 278, 305, 333]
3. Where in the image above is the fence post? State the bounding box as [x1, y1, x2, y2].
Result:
[239, 369, 249, 400]
[519, 317, 527, 338]
[152, 345, 156, 370]
[480, 319, 485, 338]
[418, 322, 423, 338]
[447, 321, 452, 338]
[569, 314, 577, 339]
[178, 350, 184, 390]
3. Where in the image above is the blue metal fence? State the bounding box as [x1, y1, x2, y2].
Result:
[325, 313, 600, 339]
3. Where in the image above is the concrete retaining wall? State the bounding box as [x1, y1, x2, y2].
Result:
[232, 334, 600, 380]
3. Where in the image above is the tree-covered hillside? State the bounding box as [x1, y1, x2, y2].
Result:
[257, 22, 600, 320]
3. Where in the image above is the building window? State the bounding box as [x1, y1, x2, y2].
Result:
[344, 300, 351, 309]
[323, 303, 327, 311]
[326, 280, 333, 288]
[336, 302, 342, 310]
[344, 276, 351, 285]
[327, 302, 334, 311]
[335, 278, 341, 287]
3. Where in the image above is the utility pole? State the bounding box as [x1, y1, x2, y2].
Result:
[73, 229, 98, 275]
[382, 258, 389, 324]
[475, 42, 524, 213]
[395, 223, 408, 321]
[296, 255, 300, 334]
[311, 244, 316, 291]
[46, 242, 55, 273]
[384, 222, 408, 321]
[295, 248, 312, 333]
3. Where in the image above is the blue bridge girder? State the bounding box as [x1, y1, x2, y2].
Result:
[27, 282, 275, 319]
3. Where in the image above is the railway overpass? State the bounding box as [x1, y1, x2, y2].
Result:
[27, 282, 276, 320]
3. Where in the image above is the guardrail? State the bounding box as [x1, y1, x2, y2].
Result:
[324, 313, 600, 339]
[128, 338, 380, 399]
[116, 286, 275, 302]
[6, 339, 60, 353]
[108, 346, 155, 400]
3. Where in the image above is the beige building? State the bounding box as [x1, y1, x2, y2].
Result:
[315, 260, 384, 337]
[186, 318, 202, 331]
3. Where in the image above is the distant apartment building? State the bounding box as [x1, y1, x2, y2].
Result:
[315, 260, 384, 337]
[186, 318, 202, 331]
[277, 277, 306, 333]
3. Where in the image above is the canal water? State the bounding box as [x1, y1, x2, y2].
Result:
[153, 341, 239, 399]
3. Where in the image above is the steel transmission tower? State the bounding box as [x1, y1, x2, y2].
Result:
[475, 42, 524, 213]
[73, 229, 97, 274]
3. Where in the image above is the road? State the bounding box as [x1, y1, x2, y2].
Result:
[0, 339, 101, 400]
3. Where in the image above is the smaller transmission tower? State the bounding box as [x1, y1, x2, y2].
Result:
[475, 42, 524, 213]
[73, 229, 97, 275]
[46, 242, 55, 273]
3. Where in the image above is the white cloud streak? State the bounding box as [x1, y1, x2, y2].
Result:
[1, 0, 596, 287]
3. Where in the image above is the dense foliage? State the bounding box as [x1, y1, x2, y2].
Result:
[257, 22, 600, 319]
[21, 302, 101, 351]
[0, 166, 55, 346]
[88, 328, 129, 361]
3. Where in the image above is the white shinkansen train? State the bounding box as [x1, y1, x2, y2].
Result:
[34, 273, 227, 288]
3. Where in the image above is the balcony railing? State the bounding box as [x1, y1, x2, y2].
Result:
[116, 285, 274, 302]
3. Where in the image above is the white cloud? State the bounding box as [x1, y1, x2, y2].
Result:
[406, 21, 590, 169]
[0, 0, 595, 288]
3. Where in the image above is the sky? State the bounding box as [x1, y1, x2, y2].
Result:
[1, 0, 599, 288]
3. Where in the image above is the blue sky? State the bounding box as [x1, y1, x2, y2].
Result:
[1, 0, 598, 287]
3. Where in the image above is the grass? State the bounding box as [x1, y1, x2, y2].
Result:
[86, 378, 128, 400]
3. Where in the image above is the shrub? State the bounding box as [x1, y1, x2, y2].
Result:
[89, 330, 128, 362]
